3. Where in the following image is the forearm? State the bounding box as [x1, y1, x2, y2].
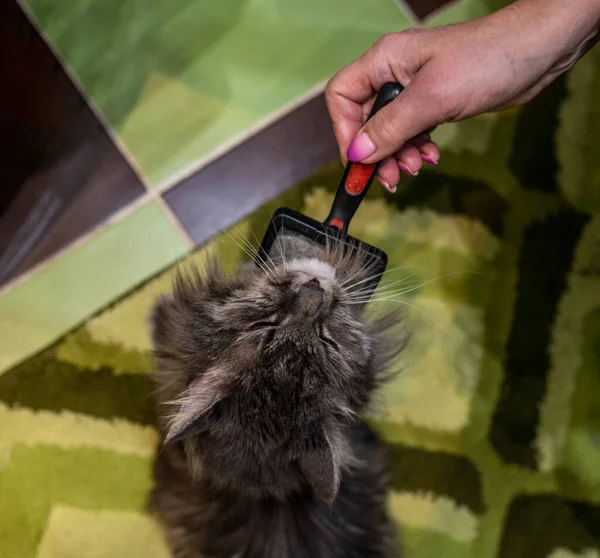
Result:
[496, 0, 600, 72]
[325, 0, 600, 178]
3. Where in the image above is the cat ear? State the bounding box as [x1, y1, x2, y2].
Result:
[164, 367, 225, 445]
[298, 429, 340, 504]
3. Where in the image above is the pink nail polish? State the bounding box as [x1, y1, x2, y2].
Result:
[347, 133, 375, 162]
[422, 155, 438, 165]
[399, 162, 418, 176]
[380, 180, 397, 194]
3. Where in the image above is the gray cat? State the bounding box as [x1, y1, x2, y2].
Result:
[149, 233, 404, 558]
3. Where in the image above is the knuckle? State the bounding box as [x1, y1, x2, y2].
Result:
[374, 32, 397, 50]
[371, 30, 424, 83]
[376, 28, 420, 49]
[324, 81, 335, 103]
[324, 72, 345, 107]
[398, 27, 421, 39]
[325, 68, 342, 93]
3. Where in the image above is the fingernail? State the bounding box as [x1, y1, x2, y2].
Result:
[422, 155, 438, 165]
[380, 180, 397, 194]
[399, 162, 419, 176]
[347, 133, 375, 162]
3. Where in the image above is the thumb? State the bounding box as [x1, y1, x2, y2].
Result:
[347, 72, 449, 164]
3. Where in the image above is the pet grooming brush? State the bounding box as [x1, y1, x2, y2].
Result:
[256, 82, 404, 295]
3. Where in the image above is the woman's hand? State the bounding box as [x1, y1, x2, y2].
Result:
[325, 0, 600, 192]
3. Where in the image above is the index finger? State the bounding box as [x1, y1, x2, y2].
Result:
[325, 52, 397, 162]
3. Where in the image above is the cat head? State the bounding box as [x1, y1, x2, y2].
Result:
[151, 239, 402, 502]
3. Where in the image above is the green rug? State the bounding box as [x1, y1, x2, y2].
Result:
[2, 51, 600, 558]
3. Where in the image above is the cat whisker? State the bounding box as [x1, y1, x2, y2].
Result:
[347, 288, 423, 304]
[229, 228, 261, 261]
[342, 265, 418, 291]
[342, 265, 417, 290]
[349, 298, 450, 334]
[348, 270, 480, 304]
[212, 237, 269, 274]
[339, 260, 375, 290]
[245, 225, 263, 249]
[225, 228, 275, 278]
[347, 280, 423, 301]
[224, 229, 256, 261]
[337, 259, 376, 287]
[347, 274, 417, 298]
[246, 225, 280, 273]
[339, 256, 384, 290]
[276, 231, 288, 271]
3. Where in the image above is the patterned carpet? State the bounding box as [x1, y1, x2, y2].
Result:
[1, 50, 600, 558]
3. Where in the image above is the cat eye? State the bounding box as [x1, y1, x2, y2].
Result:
[248, 316, 280, 331]
[319, 326, 339, 351]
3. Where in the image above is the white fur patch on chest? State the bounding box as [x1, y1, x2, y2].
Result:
[287, 258, 336, 282]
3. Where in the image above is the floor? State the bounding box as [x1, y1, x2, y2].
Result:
[2, 66, 600, 554]
[1, 1, 600, 556]
[0, 0, 507, 373]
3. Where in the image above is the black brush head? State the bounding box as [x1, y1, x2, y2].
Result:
[257, 208, 387, 295]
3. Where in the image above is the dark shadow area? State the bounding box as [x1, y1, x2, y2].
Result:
[404, 0, 456, 20]
[498, 494, 600, 557]
[0, 0, 145, 285]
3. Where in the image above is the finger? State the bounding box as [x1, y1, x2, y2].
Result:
[325, 48, 400, 163]
[394, 144, 422, 176]
[325, 69, 376, 163]
[409, 134, 440, 165]
[328, 88, 371, 164]
[376, 156, 401, 192]
[347, 67, 451, 164]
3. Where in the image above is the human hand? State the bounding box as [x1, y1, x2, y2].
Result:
[325, 0, 600, 192]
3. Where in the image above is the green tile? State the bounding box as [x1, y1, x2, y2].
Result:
[0, 202, 188, 374]
[117, 73, 258, 188]
[25, 0, 412, 186]
[424, 0, 511, 27]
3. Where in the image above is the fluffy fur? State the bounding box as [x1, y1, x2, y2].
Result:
[149, 234, 405, 558]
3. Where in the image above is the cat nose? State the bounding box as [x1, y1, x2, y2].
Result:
[302, 278, 323, 293]
[296, 278, 325, 315]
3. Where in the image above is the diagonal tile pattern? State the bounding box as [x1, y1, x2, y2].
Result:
[0, 0, 146, 286]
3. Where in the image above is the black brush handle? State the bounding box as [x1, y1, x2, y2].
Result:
[325, 82, 404, 234]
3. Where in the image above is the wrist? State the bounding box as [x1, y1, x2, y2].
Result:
[536, 0, 600, 73]
[513, 0, 600, 49]
[489, 0, 600, 76]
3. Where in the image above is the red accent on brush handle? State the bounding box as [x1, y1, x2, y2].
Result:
[324, 82, 404, 234]
[345, 163, 377, 195]
[328, 217, 345, 231]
